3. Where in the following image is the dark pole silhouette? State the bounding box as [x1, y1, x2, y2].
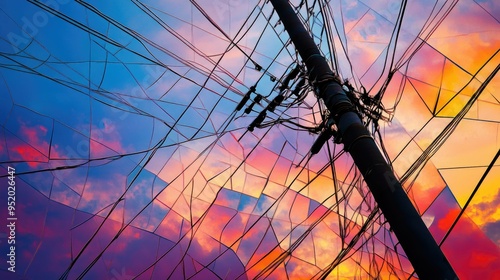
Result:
[269, 0, 457, 279]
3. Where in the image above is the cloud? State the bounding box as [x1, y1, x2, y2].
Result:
[441, 214, 500, 279]
[427, 0, 500, 75]
[5, 123, 65, 167]
[483, 220, 500, 246]
[89, 118, 128, 158]
[424, 187, 500, 278]
[11, 143, 46, 167]
[466, 186, 500, 245]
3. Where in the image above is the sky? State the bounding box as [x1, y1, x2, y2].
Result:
[0, 0, 499, 279]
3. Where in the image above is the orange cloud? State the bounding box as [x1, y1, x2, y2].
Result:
[246, 246, 286, 279]
[155, 209, 191, 242]
[429, 1, 500, 74]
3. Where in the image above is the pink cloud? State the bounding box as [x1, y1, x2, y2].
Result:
[5, 123, 64, 168]
[89, 119, 128, 158]
[441, 215, 500, 279]
[89, 138, 126, 158]
[437, 208, 461, 231]
[9, 124, 49, 166]
[12, 144, 46, 167]
[424, 187, 500, 278]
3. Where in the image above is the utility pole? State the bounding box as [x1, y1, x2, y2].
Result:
[268, 0, 457, 279]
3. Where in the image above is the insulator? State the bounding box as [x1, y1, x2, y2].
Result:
[279, 65, 301, 91]
[254, 94, 263, 103]
[244, 102, 255, 114]
[267, 94, 285, 112]
[310, 129, 333, 155]
[236, 93, 250, 111]
[291, 77, 306, 96]
[248, 111, 267, 131]
[236, 86, 256, 111]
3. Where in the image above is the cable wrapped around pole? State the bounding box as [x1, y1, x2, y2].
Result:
[268, 0, 457, 279]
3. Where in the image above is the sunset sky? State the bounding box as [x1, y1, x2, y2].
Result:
[0, 0, 499, 279]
